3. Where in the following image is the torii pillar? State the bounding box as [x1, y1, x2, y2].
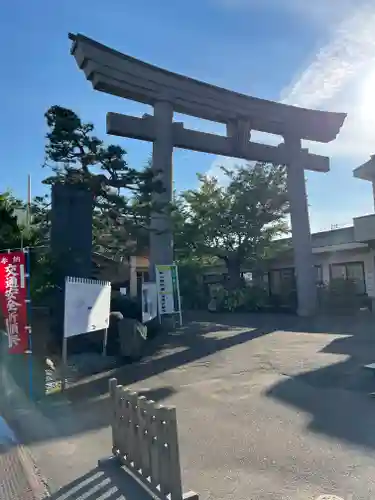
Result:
[284, 136, 316, 316]
[149, 100, 174, 280]
[68, 32, 346, 316]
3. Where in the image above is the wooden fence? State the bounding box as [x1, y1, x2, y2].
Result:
[108, 378, 198, 500]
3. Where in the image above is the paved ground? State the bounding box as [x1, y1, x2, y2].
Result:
[7, 312, 375, 500]
[0, 417, 49, 500]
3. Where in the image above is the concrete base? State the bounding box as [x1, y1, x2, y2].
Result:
[98, 453, 199, 500]
[160, 314, 180, 331]
[97, 455, 119, 467]
[364, 363, 375, 373]
[183, 491, 200, 500]
[297, 308, 316, 318]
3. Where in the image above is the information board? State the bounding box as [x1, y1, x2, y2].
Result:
[155, 264, 182, 325]
[62, 277, 112, 390]
[64, 277, 111, 338]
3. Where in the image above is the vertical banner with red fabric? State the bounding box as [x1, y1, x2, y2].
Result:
[0, 251, 28, 353]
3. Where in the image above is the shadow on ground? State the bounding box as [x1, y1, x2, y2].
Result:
[63, 311, 375, 403]
[50, 464, 151, 500]
[182, 310, 375, 335]
[30, 384, 178, 445]
[7, 312, 375, 448]
[65, 316, 273, 403]
[266, 326, 375, 450]
[6, 314, 274, 446]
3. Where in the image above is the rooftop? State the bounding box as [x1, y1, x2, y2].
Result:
[69, 33, 346, 143]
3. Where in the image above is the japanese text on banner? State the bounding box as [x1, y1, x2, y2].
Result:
[0, 251, 28, 353]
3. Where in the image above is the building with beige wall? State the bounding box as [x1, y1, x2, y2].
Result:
[121, 223, 375, 304]
[269, 226, 373, 299]
[269, 155, 375, 305]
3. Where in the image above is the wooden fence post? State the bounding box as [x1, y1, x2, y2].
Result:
[106, 378, 199, 500]
[109, 378, 119, 454]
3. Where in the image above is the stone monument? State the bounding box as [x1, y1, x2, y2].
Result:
[50, 183, 93, 342]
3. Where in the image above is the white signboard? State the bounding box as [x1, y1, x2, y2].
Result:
[64, 277, 111, 338]
[142, 282, 158, 323]
[155, 264, 182, 325]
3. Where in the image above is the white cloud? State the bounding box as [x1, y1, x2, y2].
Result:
[215, 0, 362, 26]
[211, 1, 375, 161]
[206, 156, 245, 184]
[281, 2, 375, 162]
[207, 1, 375, 229]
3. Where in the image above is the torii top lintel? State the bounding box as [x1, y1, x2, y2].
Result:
[69, 33, 346, 144]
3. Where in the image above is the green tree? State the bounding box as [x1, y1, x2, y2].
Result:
[0, 192, 39, 251]
[40, 106, 162, 258]
[175, 163, 289, 288]
[30, 194, 50, 245]
[0, 192, 21, 250]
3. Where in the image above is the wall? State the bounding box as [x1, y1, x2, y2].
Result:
[272, 246, 375, 297]
[96, 262, 129, 284]
[314, 248, 369, 287]
[354, 214, 375, 242]
[92, 255, 130, 284]
[312, 226, 356, 248]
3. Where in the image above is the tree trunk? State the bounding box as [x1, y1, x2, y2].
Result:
[224, 255, 243, 290]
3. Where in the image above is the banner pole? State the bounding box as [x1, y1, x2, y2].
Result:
[24, 247, 33, 400]
[62, 337, 67, 391]
[27, 174, 31, 230]
[156, 265, 161, 325]
[102, 328, 108, 357]
[174, 264, 183, 326]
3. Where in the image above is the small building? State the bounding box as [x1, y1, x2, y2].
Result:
[268, 154, 375, 306]
[268, 225, 372, 299]
[92, 253, 149, 298]
[122, 224, 375, 306]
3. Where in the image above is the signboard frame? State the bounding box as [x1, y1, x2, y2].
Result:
[62, 276, 111, 389]
[155, 264, 182, 326]
[142, 282, 158, 323]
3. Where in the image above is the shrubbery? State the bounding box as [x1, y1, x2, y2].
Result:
[208, 284, 269, 312]
[317, 278, 368, 313]
[177, 260, 209, 310]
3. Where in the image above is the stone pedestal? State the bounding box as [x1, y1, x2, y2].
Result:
[285, 137, 317, 316]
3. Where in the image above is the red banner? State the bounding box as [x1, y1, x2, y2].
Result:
[0, 251, 28, 354]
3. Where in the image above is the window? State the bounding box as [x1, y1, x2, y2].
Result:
[330, 262, 365, 294]
[269, 268, 295, 295]
[269, 269, 282, 295]
[330, 263, 346, 280]
[136, 271, 149, 297]
[315, 265, 323, 284]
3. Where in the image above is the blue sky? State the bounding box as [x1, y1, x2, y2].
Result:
[2, 0, 375, 232]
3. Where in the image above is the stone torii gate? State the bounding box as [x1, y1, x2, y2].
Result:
[69, 33, 346, 316]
